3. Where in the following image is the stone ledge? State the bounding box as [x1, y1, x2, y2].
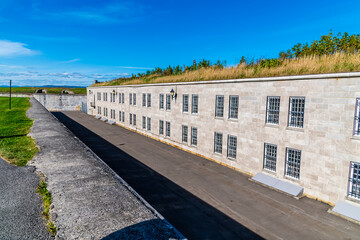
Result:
[330, 201, 360, 224]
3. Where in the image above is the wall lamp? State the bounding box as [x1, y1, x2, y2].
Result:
[170, 88, 177, 100]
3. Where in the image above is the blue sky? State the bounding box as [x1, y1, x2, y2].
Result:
[0, 0, 360, 87]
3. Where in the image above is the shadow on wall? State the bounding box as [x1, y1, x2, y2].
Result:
[52, 112, 263, 240]
[101, 219, 182, 240]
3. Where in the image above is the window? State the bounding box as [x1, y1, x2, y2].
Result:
[192, 95, 198, 114]
[159, 94, 164, 109]
[348, 161, 360, 199]
[147, 93, 151, 107]
[229, 96, 239, 119]
[133, 114, 136, 126]
[191, 127, 198, 146]
[227, 135, 237, 159]
[142, 116, 146, 129]
[103, 92, 107, 102]
[182, 125, 188, 143]
[97, 106, 101, 115]
[288, 97, 305, 128]
[122, 93, 125, 104]
[119, 111, 122, 121]
[111, 93, 115, 103]
[159, 120, 164, 135]
[354, 98, 360, 135]
[130, 113, 132, 125]
[215, 95, 224, 117]
[263, 143, 277, 172]
[142, 93, 146, 107]
[111, 109, 115, 119]
[133, 93, 136, 105]
[266, 97, 280, 124]
[166, 121, 170, 137]
[166, 94, 171, 110]
[147, 117, 151, 131]
[129, 93, 132, 105]
[97, 92, 101, 101]
[183, 94, 189, 112]
[285, 148, 301, 179]
[214, 132, 223, 154]
[119, 93, 122, 103]
[122, 112, 125, 122]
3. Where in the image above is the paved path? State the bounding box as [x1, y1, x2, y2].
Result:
[0, 158, 51, 240]
[54, 111, 360, 240]
[27, 98, 183, 240]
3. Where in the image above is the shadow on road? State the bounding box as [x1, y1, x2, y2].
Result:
[52, 112, 262, 240]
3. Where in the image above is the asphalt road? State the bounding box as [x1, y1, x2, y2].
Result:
[53, 111, 360, 240]
[0, 158, 51, 240]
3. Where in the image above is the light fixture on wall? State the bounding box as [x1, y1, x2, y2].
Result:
[112, 89, 116, 95]
[170, 88, 177, 100]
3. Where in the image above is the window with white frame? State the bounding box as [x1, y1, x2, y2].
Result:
[182, 125, 188, 143]
[266, 96, 280, 124]
[133, 93, 136, 105]
[130, 113, 132, 125]
[97, 106, 101, 115]
[288, 97, 305, 128]
[166, 121, 170, 137]
[159, 120, 164, 135]
[192, 95, 199, 114]
[285, 148, 301, 179]
[166, 94, 171, 110]
[183, 94, 189, 112]
[214, 132, 223, 154]
[229, 96, 239, 119]
[159, 94, 164, 109]
[354, 98, 360, 136]
[215, 95, 224, 117]
[97, 92, 101, 101]
[122, 112, 125, 122]
[129, 93, 132, 105]
[142, 93, 146, 107]
[122, 93, 124, 104]
[191, 127, 198, 146]
[227, 135, 237, 159]
[103, 92, 107, 102]
[264, 143, 277, 172]
[119, 93, 122, 103]
[119, 111, 122, 121]
[147, 93, 151, 107]
[142, 116, 146, 129]
[133, 114, 136, 126]
[348, 161, 360, 199]
[147, 117, 151, 131]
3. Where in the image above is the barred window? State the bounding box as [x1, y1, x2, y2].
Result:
[288, 97, 305, 128]
[97, 92, 101, 101]
[103, 92, 107, 101]
[214, 132, 223, 154]
[142, 116, 146, 129]
[166, 121, 170, 137]
[159, 120, 164, 135]
[147, 93, 151, 107]
[266, 96, 280, 124]
[348, 161, 360, 199]
[264, 143, 277, 172]
[227, 135, 237, 159]
[133, 114, 136, 126]
[133, 93, 136, 105]
[182, 125, 188, 143]
[122, 93, 124, 104]
[159, 94, 164, 109]
[130, 113, 132, 125]
[229, 96, 239, 119]
[119, 111, 122, 121]
[192, 95, 198, 114]
[147, 117, 151, 131]
[97, 106, 101, 115]
[166, 94, 171, 110]
[103, 107, 106, 116]
[129, 93, 132, 105]
[110, 109, 112, 118]
[142, 93, 146, 107]
[191, 127, 198, 146]
[119, 93, 122, 103]
[183, 94, 189, 112]
[215, 95, 224, 117]
[354, 98, 360, 135]
[122, 112, 125, 122]
[285, 148, 301, 179]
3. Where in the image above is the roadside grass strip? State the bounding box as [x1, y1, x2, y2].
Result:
[36, 179, 57, 235]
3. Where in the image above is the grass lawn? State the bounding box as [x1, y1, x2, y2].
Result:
[0, 87, 86, 95]
[0, 97, 38, 166]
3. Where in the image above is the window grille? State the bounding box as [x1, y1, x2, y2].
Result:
[159, 120, 164, 135]
[142, 93, 146, 107]
[133, 93, 136, 105]
[264, 143, 277, 172]
[229, 96, 239, 119]
[354, 98, 360, 135]
[285, 148, 301, 179]
[182, 125, 188, 143]
[214, 132, 223, 154]
[129, 93, 132, 105]
[133, 114, 136, 126]
[266, 97, 280, 124]
[147, 117, 151, 131]
[166, 121, 171, 137]
[119, 111, 122, 121]
[119, 93, 121, 103]
[103, 93, 107, 102]
[183, 94, 189, 112]
[192, 95, 198, 114]
[142, 116, 146, 129]
[166, 94, 171, 110]
[147, 93, 151, 107]
[348, 161, 360, 199]
[159, 94, 164, 109]
[97, 106, 101, 115]
[227, 135, 237, 159]
[97, 92, 101, 101]
[103, 107, 106, 116]
[215, 95, 224, 117]
[191, 127, 198, 146]
[288, 97, 305, 128]
[122, 93, 124, 104]
[130, 113, 132, 125]
[122, 112, 125, 122]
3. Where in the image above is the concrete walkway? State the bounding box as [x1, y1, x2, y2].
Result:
[0, 158, 51, 240]
[54, 110, 360, 240]
[27, 98, 183, 239]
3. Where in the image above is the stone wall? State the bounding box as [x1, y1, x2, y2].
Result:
[87, 72, 360, 205]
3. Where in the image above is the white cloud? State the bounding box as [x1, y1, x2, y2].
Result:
[61, 58, 81, 63]
[0, 40, 39, 57]
[116, 66, 153, 70]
